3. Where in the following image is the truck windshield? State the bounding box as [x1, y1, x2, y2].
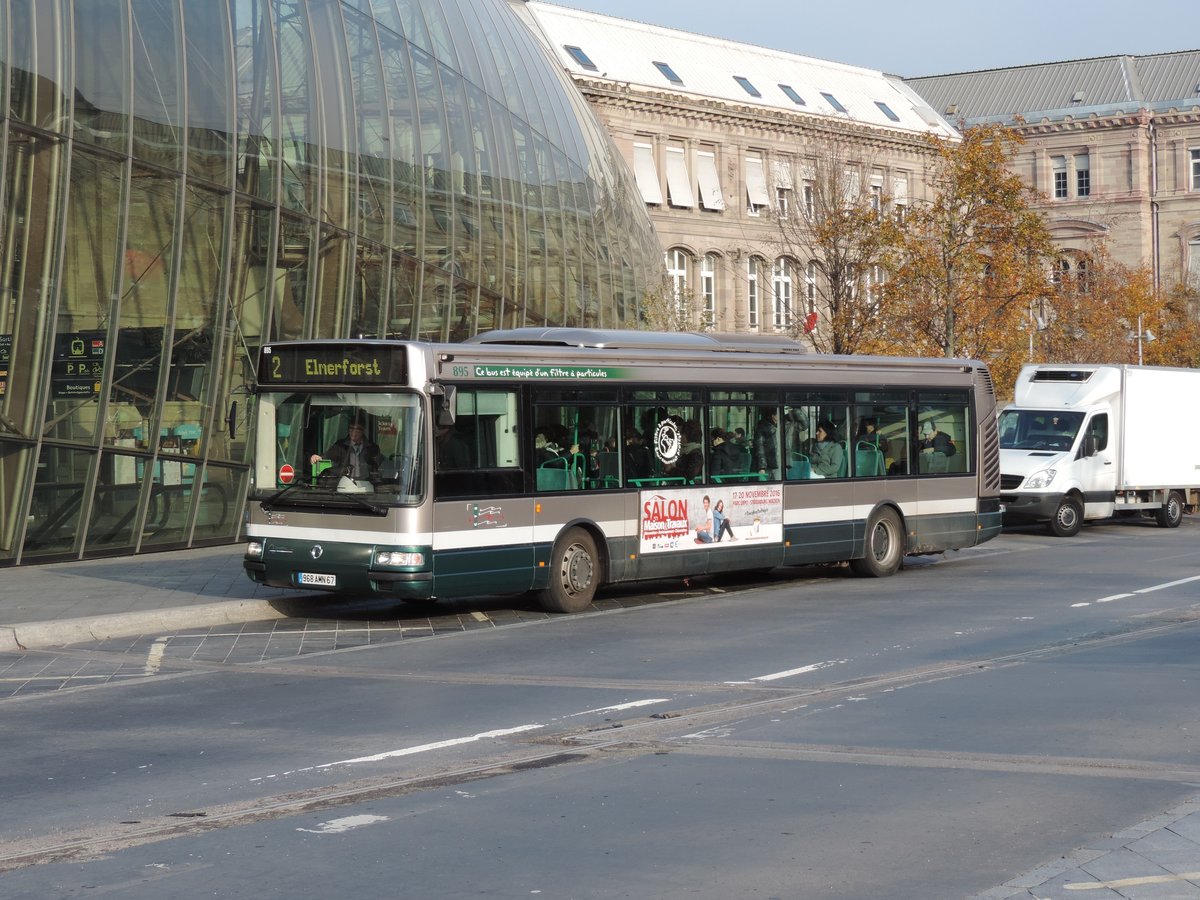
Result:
[998, 409, 1084, 451]
[252, 391, 424, 507]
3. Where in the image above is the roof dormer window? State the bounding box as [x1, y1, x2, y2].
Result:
[653, 61, 683, 85]
[733, 75, 761, 98]
[875, 101, 900, 122]
[564, 45, 598, 71]
[779, 84, 806, 106]
[821, 92, 847, 113]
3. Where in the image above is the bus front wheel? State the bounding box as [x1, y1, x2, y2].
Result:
[540, 527, 600, 613]
[850, 507, 903, 578]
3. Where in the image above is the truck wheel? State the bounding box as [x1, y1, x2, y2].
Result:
[849, 507, 903, 578]
[1047, 496, 1082, 537]
[1155, 491, 1184, 529]
[539, 527, 600, 613]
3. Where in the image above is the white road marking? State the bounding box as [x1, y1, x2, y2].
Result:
[316, 724, 543, 769]
[470, 611, 490, 622]
[296, 814, 390, 834]
[566, 699, 670, 717]
[1064, 871, 1200, 891]
[143, 637, 169, 675]
[751, 659, 847, 682]
[1072, 573, 1200, 608]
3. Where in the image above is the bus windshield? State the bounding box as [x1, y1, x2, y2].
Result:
[253, 391, 424, 506]
[998, 409, 1083, 451]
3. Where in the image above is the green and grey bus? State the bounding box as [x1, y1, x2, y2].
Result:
[243, 328, 1002, 612]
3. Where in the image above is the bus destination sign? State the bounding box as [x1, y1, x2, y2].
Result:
[260, 345, 407, 386]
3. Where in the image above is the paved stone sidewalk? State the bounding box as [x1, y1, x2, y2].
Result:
[0, 545, 307, 651]
[974, 794, 1200, 899]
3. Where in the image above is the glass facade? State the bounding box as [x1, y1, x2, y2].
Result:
[0, 0, 661, 565]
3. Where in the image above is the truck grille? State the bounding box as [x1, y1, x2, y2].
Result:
[1000, 474, 1024, 490]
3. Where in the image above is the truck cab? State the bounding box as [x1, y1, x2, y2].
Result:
[998, 404, 1116, 536]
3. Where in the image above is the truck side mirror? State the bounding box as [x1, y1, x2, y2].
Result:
[1081, 434, 1097, 458]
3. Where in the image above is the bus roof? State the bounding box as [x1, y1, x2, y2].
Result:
[465, 327, 806, 353]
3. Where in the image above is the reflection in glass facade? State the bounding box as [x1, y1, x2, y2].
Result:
[0, 0, 661, 566]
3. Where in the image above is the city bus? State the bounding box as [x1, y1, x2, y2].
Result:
[243, 328, 1002, 612]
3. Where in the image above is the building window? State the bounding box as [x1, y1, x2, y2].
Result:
[870, 183, 882, 213]
[747, 257, 760, 328]
[1075, 153, 1090, 197]
[779, 84, 805, 105]
[875, 101, 900, 122]
[695, 149, 725, 211]
[1052, 156, 1068, 199]
[733, 75, 761, 98]
[1189, 149, 1199, 191]
[665, 145, 694, 208]
[1188, 238, 1200, 288]
[633, 142, 663, 205]
[802, 181, 814, 217]
[821, 92, 847, 113]
[772, 258, 793, 328]
[653, 61, 683, 85]
[745, 153, 770, 216]
[777, 187, 790, 218]
[893, 175, 908, 223]
[563, 45, 597, 71]
[667, 248, 689, 303]
[805, 261, 817, 312]
[701, 254, 717, 326]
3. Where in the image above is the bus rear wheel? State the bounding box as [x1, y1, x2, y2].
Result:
[539, 527, 600, 613]
[849, 507, 903, 578]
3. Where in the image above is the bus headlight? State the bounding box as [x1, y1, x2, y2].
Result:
[1024, 468, 1057, 490]
[246, 541, 264, 558]
[375, 550, 425, 567]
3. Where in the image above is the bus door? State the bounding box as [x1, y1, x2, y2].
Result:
[432, 387, 535, 596]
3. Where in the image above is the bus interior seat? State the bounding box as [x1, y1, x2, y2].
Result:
[537, 456, 575, 491]
[837, 442, 848, 478]
[854, 441, 885, 477]
[786, 452, 811, 480]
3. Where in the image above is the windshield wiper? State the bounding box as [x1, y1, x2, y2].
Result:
[261, 483, 304, 511]
[337, 491, 387, 515]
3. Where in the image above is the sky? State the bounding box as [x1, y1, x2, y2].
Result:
[541, 0, 1199, 77]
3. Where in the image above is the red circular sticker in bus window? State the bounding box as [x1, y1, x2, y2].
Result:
[279, 464, 295, 484]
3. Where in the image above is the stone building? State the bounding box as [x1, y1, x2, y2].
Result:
[908, 52, 1200, 296]
[523, 2, 957, 334]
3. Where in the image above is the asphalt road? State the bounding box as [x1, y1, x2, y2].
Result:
[1, 519, 1198, 899]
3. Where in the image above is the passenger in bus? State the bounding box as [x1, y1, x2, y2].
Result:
[710, 428, 742, 475]
[918, 420, 955, 457]
[856, 417, 889, 455]
[694, 494, 714, 543]
[624, 430, 653, 480]
[753, 411, 779, 477]
[310, 419, 381, 481]
[810, 420, 845, 478]
[713, 498, 736, 542]
[436, 422, 471, 469]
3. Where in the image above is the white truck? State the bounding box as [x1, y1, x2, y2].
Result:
[998, 363, 1200, 536]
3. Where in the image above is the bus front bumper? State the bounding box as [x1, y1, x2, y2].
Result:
[243, 538, 435, 600]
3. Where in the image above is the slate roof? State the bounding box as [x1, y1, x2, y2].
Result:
[906, 51, 1200, 124]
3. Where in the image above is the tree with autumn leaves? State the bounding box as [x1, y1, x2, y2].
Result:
[881, 124, 1055, 392]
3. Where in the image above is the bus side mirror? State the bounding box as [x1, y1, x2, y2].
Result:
[436, 385, 457, 426]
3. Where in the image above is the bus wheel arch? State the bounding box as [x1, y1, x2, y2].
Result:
[849, 504, 904, 578]
[539, 524, 605, 613]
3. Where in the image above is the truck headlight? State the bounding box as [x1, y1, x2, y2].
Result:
[1024, 468, 1057, 490]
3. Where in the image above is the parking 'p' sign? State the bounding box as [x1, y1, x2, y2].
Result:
[279, 463, 295, 484]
